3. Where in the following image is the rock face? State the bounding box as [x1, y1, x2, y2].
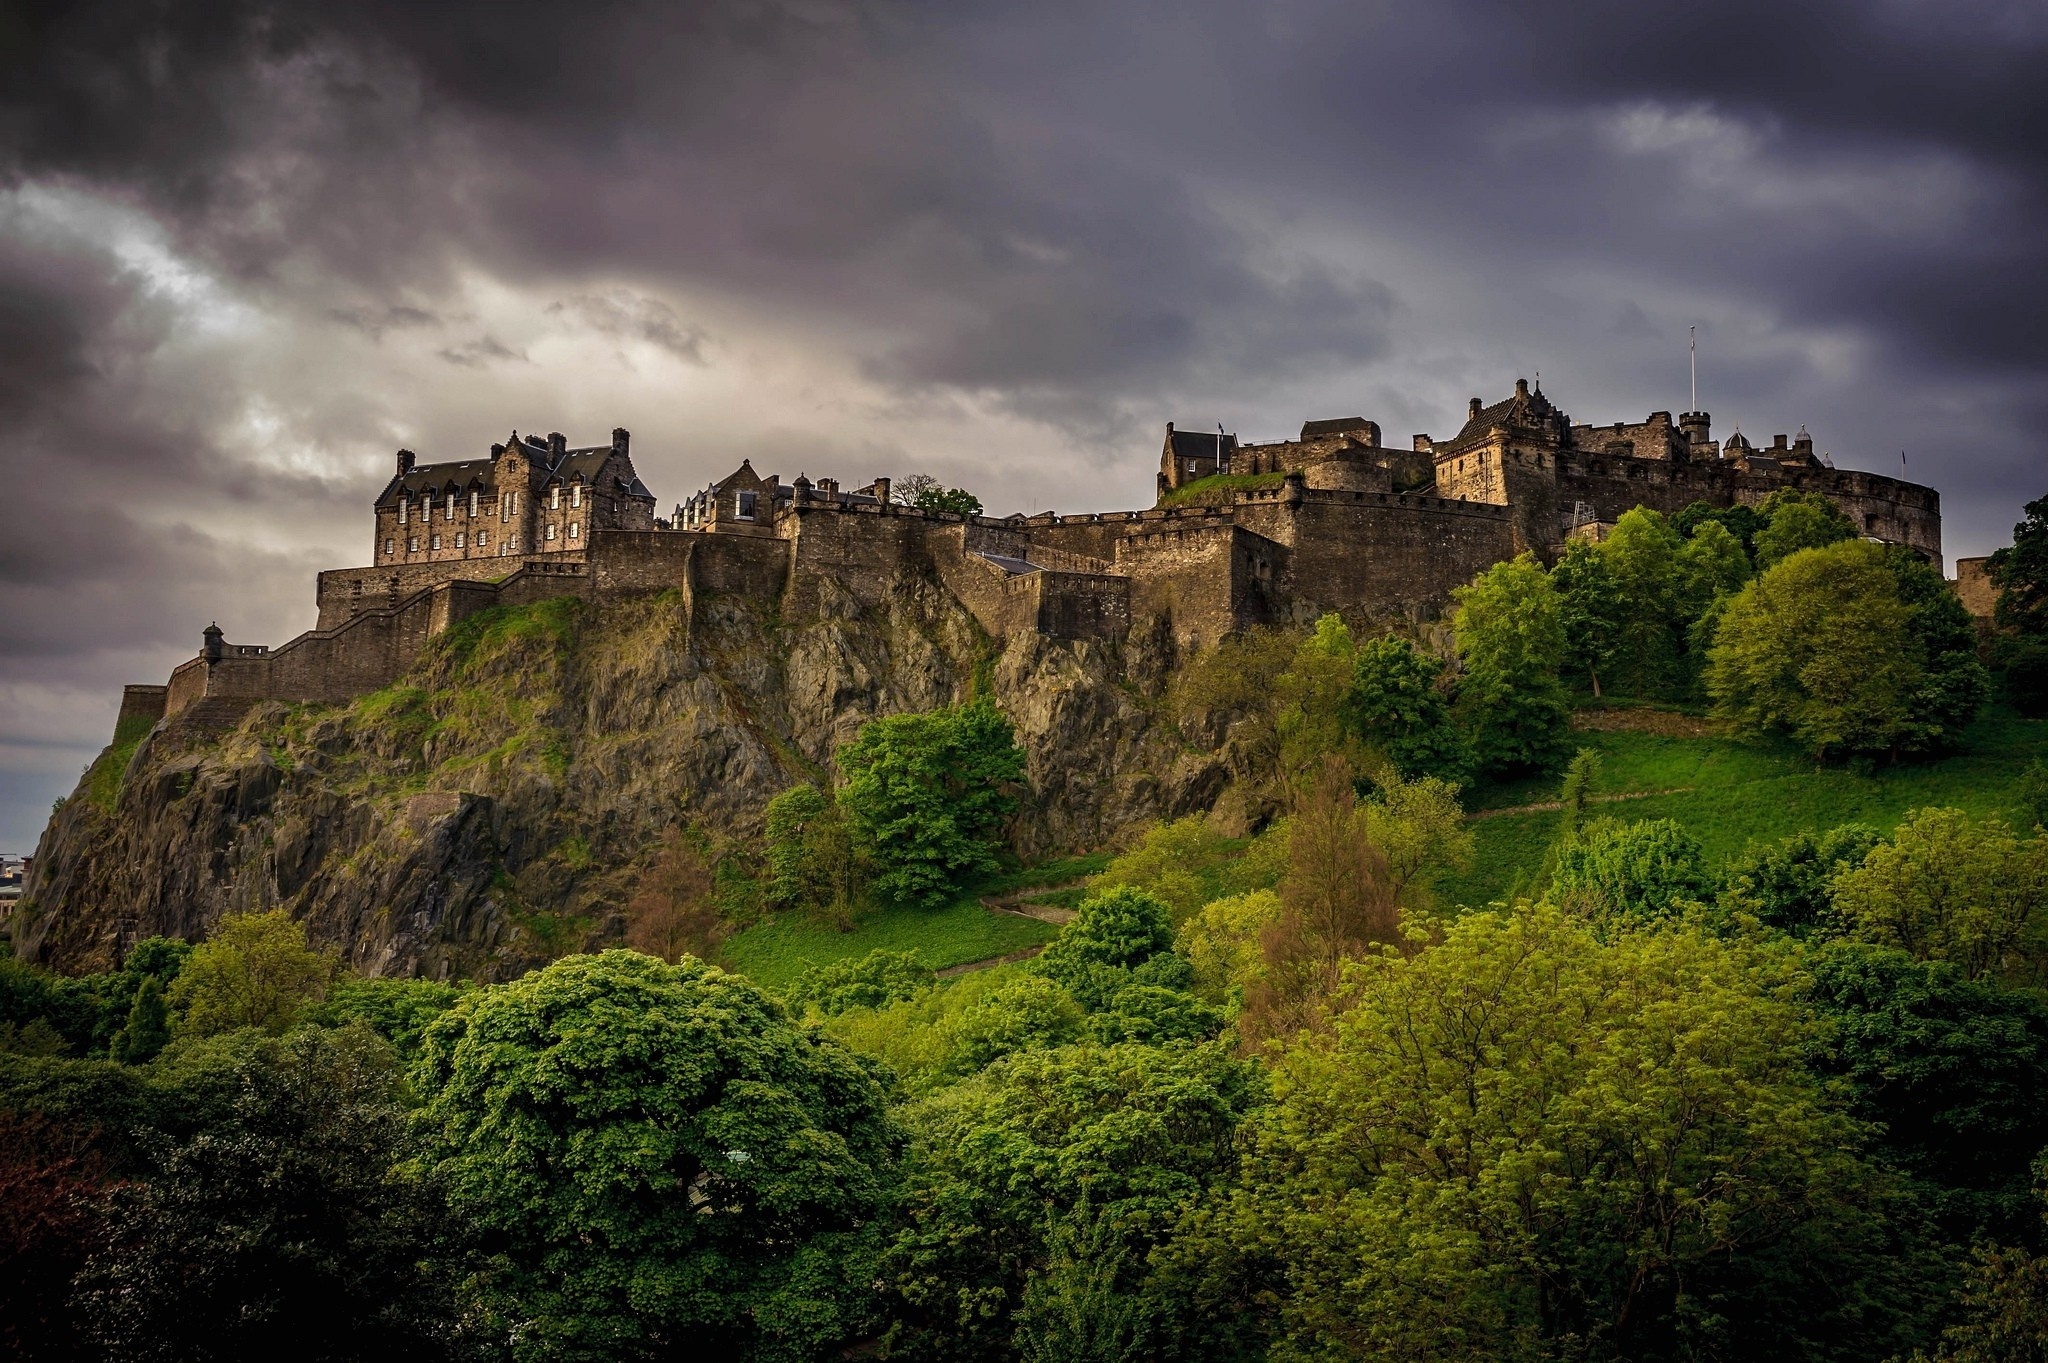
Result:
[19, 573, 1231, 978]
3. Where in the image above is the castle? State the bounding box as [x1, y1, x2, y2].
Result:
[109, 381, 1944, 738]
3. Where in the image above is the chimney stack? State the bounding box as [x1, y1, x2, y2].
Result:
[548, 432, 567, 460]
[874, 476, 891, 506]
[396, 449, 416, 476]
[612, 427, 630, 456]
[1469, 397, 1483, 421]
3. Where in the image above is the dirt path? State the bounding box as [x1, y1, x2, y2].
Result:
[934, 879, 1090, 976]
[1469, 787, 1695, 820]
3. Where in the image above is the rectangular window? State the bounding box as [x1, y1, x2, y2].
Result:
[567, 521, 578, 539]
[469, 491, 479, 517]
[571, 483, 582, 509]
[507, 536, 518, 552]
[545, 524, 557, 541]
[737, 490, 757, 520]
[455, 532, 465, 549]
[430, 534, 441, 550]
[476, 530, 488, 547]
[550, 486, 560, 510]
[445, 494, 456, 521]
[383, 538, 394, 555]
[408, 537, 419, 552]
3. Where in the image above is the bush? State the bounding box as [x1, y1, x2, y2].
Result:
[1550, 817, 1716, 922]
[785, 949, 935, 1017]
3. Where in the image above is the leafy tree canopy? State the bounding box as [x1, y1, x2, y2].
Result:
[786, 949, 935, 1018]
[1719, 823, 1883, 936]
[1754, 488, 1858, 569]
[168, 911, 336, 1038]
[1987, 492, 2048, 636]
[836, 700, 1025, 909]
[1197, 902, 1897, 1363]
[884, 1040, 1262, 1363]
[1345, 635, 1471, 782]
[412, 950, 900, 1362]
[1707, 538, 1977, 760]
[1550, 816, 1717, 922]
[1452, 553, 1572, 775]
[1830, 808, 2048, 985]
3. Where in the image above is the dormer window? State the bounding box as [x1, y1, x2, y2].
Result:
[550, 485, 561, 510]
[445, 493, 457, 521]
[737, 490, 757, 520]
[571, 482, 582, 509]
[469, 490, 479, 517]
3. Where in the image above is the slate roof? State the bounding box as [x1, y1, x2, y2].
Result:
[376, 438, 653, 505]
[1299, 417, 1374, 441]
[1167, 428, 1237, 461]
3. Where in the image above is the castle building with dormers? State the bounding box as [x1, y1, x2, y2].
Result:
[114, 380, 1947, 737]
[374, 428, 656, 567]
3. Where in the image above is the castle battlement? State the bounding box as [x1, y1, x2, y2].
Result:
[115, 381, 1946, 740]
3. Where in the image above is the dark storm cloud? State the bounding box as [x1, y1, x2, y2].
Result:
[1, 0, 2044, 844]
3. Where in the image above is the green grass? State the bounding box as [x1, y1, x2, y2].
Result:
[81, 711, 159, 813]
[1158, 472, 1286, 508]
[1436, 709, 2048, 908]
[720, 890, 1061, 991]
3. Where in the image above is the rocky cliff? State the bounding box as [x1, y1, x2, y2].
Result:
[17, 570, 1246, 979]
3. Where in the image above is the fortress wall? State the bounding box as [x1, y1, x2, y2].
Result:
[1116, 523, 1243, 647]
[117, 685, 168, 731]
[1300, 454, 1394, 494]
[1954, 557, 1997, 618]
[929, 526, 1018, 638]
[588, 531, 695, 596]
[318, 556, 581, 629]
[1022, 570, 1130, 641]
[164, 660, 208, 717]
[786, 503, 929, 614]
[1236, 490, 1516, 625]
[688, 531, 792, 598]
[1552, 456, 1944, 565]
[1019, 515, 1134, 562]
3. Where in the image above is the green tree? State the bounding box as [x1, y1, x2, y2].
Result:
[1706, 538, 1944, 760]
[1359, 768, 1472, 910]
[1035, 886, 1191, 1012]
[882, 1040, 1262, 1363]
[1193, 902, 1898, 1363]
[300, 976, 469, 1064]
[1885, 543, 1990, 750]
[1674, 518, 1753, 692]
[109, 977, 169, 1065]
[1912, 1187, 2048, 1363]
[897, 473, 984, 518]
[167, 911, 336, 1037]
[74, 1024, 453, 1362]
[1830, 808, 2048, 984]
[1807, 942, 2048, 1247]
[941, 973, 1086, 1076]
[1557, 745, 1604, 839]
[1753, 488, 1858, 569]
[837, 700, 1025, 909]
[1989, 494, 2048, 716]
[1550, 816, 1716, 922]
[1719, 824, 1882, 936]
[1345, 635, 1471, 781]
[1600, 507, 1686, 696]
[1452, 552, 1572, 775]
[1987, 493, 2048, 636]
[1674, 499, 1764, 557]
[764, 785, 867, 926]
[1274, 613, 1369, 788]
[1550, 538, 1625, 697]
[412, 950, 899, 1361]
[786, 949, 935, 1017]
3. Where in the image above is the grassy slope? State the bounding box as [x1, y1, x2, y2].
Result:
[719, 854, 1109, 990]
[1438, 708, 2048, 908]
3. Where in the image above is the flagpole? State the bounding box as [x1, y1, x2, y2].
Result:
[1689, 325, 1696, 411]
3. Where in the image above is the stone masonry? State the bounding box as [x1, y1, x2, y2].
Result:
[112, 380, 1946, 741]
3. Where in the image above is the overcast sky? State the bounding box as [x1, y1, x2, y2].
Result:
[1, 0, 2044, 849]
